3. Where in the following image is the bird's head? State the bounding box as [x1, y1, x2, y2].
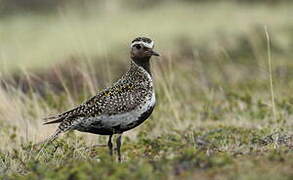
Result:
[130, 37, 159, 61]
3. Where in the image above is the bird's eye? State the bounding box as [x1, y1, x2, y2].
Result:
[134, 44, 141, 49]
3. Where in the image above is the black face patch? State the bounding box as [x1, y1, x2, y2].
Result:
[132, 37, 152, 44]
[134, 44, 142, 49]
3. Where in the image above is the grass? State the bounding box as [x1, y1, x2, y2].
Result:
[0, 1, 293, 180]
[0, 2, 293, 72]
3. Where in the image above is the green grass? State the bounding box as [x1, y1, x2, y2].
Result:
[0, 1, 293, 180]
[0, 127, 292, 179]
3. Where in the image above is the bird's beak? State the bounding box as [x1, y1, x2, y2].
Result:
[151, 50, 160, 56]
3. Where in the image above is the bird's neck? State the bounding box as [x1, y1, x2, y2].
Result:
[131, 57, 151, 75]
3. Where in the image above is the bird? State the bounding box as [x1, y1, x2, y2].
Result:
[41, 37, 159, 162]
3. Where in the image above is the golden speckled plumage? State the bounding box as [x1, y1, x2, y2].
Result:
[41, 37, 159, 162]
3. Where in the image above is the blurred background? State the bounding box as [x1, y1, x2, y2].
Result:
[0, 0, 293, 141]
[0, 0, 292, 72]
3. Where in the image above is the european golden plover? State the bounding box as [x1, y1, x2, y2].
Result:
[43, 37, 159, 161]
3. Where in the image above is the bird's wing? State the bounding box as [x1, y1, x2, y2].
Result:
[43, 102, 95, 125]
[43, 81, 142, 125]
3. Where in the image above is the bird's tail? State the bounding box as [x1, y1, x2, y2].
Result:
[43, 115, 64, 125]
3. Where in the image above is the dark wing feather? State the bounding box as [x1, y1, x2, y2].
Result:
[43, 86, 116, 125]
[43, 91, 103, 125]
[43, 78, 145, 125]
[43, 106, 83, 124]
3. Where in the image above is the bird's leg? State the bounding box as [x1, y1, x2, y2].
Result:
[116, 133, 123, 162]
[108, 135, 113, 156]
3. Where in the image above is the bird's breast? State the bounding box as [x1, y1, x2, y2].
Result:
[102, 90, 156, 130]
